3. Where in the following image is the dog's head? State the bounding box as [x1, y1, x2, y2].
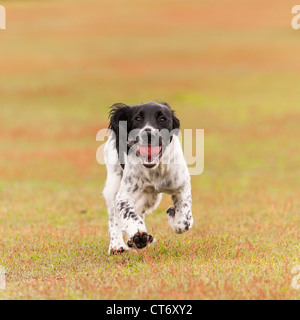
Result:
[108, 101, 180, 169]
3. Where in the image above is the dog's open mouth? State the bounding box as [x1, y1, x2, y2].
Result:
[137, 145, 162, 168]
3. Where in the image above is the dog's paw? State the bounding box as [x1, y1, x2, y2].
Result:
[167, 207, 194, 234]
[173, 220, 192, 234]
[127, 231, 153, 249]
[109, 247, 129, 255]
[170, 218, 193, 234]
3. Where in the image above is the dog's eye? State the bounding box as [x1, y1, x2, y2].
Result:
[135, 116, 142, 122]
[159, 116, 167, 122]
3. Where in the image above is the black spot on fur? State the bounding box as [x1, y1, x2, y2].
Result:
[166, 206, 176, 217]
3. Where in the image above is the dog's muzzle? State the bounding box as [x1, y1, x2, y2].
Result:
[136, 129, 163, 169]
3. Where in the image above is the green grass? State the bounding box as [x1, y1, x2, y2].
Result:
[0, 0, 299, 299]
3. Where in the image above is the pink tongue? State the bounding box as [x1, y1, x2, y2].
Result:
[138, 145, 161, 158]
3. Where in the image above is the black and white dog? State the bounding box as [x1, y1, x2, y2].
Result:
[103, 101, 193, 254]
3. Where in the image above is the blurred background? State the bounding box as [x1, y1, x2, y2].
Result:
[0, 0, 299, 299]
[1, 0, 299, 187]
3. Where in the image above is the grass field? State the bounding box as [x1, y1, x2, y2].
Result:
[0, 0, 300, 299]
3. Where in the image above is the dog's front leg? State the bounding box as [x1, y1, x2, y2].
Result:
[167, 184, 193, 234]
[103, 171, 129, 255]
[116, 186, 154, 249]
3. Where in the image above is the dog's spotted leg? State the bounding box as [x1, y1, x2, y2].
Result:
[116, 183, 153, 250]
[107, 207, 129, 255]
[167, 185, 193, 234]
[103, 163, 129, 255]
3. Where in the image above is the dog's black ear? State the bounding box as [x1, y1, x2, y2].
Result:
[159, 101, 180, 131]
[172, 112, 180, 131]
[108, 103, 132, 168]
[108, 103, 132, 136]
